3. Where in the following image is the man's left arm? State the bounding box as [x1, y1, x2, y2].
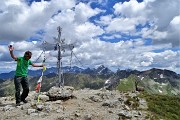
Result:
[31, 63, 44, 67]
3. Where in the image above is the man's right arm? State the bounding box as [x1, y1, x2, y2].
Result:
[9, 46, 17, 60]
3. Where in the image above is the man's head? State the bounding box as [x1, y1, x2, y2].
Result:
[24, 51, 32, 60]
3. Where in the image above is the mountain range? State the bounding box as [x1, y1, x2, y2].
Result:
[0, 65, 113, 80]
[0, 65, 180, 96]
[0, 66, 180, 119]
[113, 68, 180, 95]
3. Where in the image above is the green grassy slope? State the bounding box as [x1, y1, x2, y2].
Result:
[116, 75, 179, 96]
[139, 92, 180, 120]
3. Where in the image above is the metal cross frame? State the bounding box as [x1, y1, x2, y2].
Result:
[55, 26, 74, 88]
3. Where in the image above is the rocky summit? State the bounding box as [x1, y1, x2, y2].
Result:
[0, 86, 149, 120]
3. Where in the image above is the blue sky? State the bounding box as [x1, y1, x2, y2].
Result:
[0, 0, 179, 74]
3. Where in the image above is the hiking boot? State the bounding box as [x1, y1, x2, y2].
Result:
[16, 102, 21, 106]
[22, 100, 28, 103]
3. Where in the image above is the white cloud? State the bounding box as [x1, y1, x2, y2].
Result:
[102, 34, 122, 40]
[97, 0, 108, 5]
[0, 45, 7, 53]
[106, 18, 137, 33]
[114, 0, 146, 18]
[143, 50, 180, 73]
[0, 0, 179, 74]
[151, 31, 168, 40]
[0, 0, 76, 42]
[75, 22, 104, 41]
[170, 16, 180, 26]
[0, 61, 17, 73]
[74, 2, 102, 24]
[95, 15, 113, 26]
[113, 0, 180, 47]
[50, 0, 75, 10]
[5, 0, 22, 6]
[44, 9, 76, 44]
[12, 41, 37, 51]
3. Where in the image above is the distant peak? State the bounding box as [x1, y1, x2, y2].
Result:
[97, 65, 105, 69]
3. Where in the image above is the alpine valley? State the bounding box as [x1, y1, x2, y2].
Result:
[0, 65, 180, 97]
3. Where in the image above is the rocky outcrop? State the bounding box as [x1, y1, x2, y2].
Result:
[0, 87, 149, 120]
[47, 86, 74, 101]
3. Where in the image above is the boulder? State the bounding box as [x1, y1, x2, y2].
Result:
[47, 86, 74, 101]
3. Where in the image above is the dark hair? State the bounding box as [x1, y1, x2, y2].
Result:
[24, 51, 32, 57]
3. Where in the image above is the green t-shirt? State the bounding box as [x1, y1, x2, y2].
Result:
[15, 57, 32, 77]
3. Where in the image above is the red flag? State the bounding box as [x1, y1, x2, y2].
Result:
[35, 83, 41, 92]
